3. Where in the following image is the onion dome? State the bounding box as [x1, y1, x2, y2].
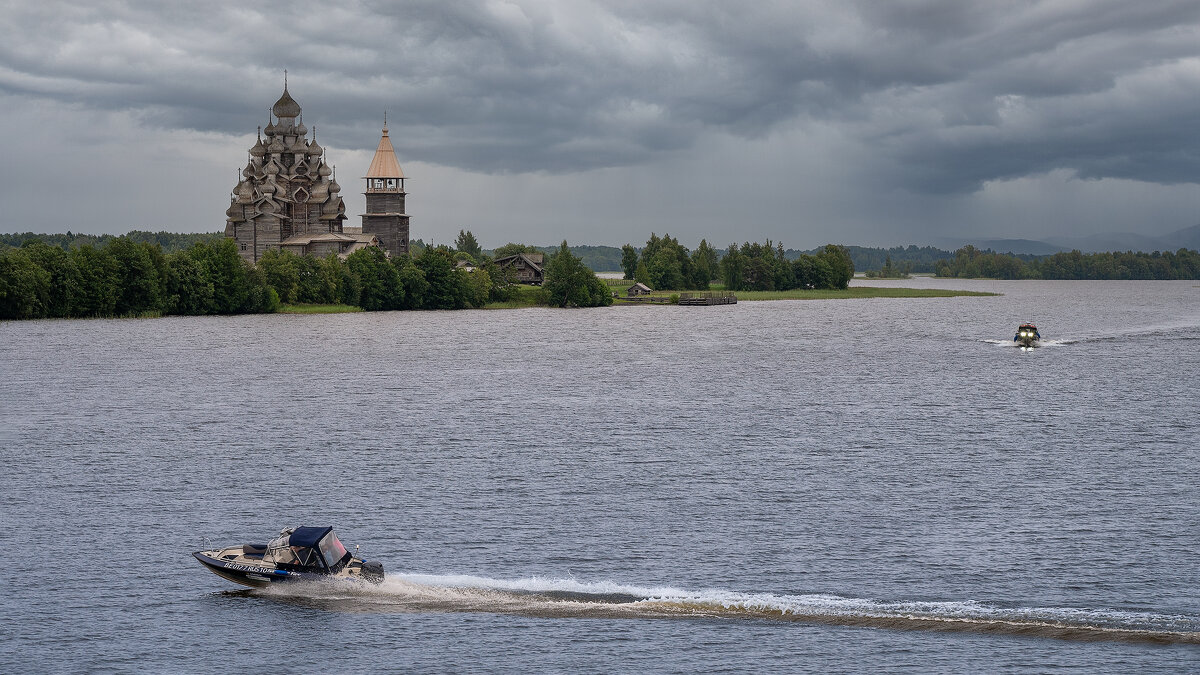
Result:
[267, 135, 285, 154]
[295, 121, 308, 137]
[263, 121, 277, 137]
[318, 162, 332, 177]
[307, 139, 323, 156]
[264, 159, 280, 175]
[272, 85, 301, 119]
[328, 175, 341, 193]
[249, 137, 266, 157]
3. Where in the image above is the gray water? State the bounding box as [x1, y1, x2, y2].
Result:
[2, 278, 1198, 673]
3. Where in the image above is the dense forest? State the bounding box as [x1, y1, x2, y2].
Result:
[614, 233, 854, 291]
[934, 245, 1200, 280]
[0, 230, 223, 253]
[0, 232, 612, 320]
[8, 230, 1198, 319]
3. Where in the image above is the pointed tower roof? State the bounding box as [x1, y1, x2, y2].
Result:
[364, 122, 405, 179]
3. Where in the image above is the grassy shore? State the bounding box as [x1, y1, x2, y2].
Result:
[278, 303, 363, 314]
[280, 284, 993, 313]
[733, 287, 997, 300]
[603, 277, 996, 301]
[480, 285, 548, 309]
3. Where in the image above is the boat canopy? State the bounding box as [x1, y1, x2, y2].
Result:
[265, 526, 348, 570]
[288, 526, 333, 548]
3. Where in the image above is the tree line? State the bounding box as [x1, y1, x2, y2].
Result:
[0, 230, 223, 253]
[934, 245, 1200, 280]
[1, 238, 278, 320]
[616, 233, 853, 291]
[1, 230, 614, 320]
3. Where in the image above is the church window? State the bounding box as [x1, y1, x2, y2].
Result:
[373, 179, 384, 189]
[386, 179, 396, 189]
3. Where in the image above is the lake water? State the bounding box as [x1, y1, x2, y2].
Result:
[2, 278, 1198, 672]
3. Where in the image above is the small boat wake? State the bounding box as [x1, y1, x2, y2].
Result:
[239, 573, 1200, 646]
[980, 321, 1200, 349]
[981, 338, 1072, 348]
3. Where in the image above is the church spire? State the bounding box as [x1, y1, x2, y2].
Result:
[363, 117, 404, 180]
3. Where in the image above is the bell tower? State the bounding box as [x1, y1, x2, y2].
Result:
[361, 116, 410, 256]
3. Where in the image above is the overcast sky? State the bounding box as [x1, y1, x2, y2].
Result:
[2, 0, 1198, 248]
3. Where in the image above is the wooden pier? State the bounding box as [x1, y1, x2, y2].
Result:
[677, 291, 737, 306]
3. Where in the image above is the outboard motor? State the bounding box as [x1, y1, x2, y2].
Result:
[361, 560, 385, 583]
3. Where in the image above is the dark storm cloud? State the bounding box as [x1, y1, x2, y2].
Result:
[1, 0, 1199, 192]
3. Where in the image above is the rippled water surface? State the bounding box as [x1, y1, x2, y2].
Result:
[2, 279, 1199, 672]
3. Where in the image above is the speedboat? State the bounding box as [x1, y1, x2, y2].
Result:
[193, 526, 384, 588]
[1014, 323, 1041, 348]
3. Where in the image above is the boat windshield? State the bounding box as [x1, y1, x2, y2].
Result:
[318, 532, 349, 568]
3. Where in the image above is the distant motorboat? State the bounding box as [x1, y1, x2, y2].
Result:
[193, 526, 383, 588]
[1014, 323, 1041, 348]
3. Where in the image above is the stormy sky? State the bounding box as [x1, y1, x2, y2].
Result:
[2, 0, 1198, 248]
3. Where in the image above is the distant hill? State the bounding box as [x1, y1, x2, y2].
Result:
[1039, 224, 1200, 253]
[1046, 232, 1172, 254]
[535, 244, 624, 273]
[1162, 223, 1200, 251]
[938, 226, 1200, 255]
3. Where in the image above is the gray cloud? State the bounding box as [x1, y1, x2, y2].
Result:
[0, 0, 1198, 242]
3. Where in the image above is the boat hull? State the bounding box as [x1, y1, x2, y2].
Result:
[193, 550, 384, 587]
[192, 551, 305, 588]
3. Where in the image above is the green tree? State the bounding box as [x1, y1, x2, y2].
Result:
[493, 242, 541, 258]
[415, 247, 471, 310]
[720, 243, 745, 291]
[544, 240, 613, 307]
[465, 266, 493, 307]
[21, 241, 80, 317]
[648, 246, 685, 290]
[259, 248, 301, 304]
[242, 264, 280, 313]
[70, 245, 120, 317]
[105, 237, 164, 315]
[347, 246, 403, 311]
[792, 254, 816, 289]
[772, 242, 794, 290]
[295, 253, 336, 304]
[689, 239, 717, 288]
[620, 244, 639, 280]
[164, 250, 214, 315]
[455, 229, 483, 261]
[816, 244, 854, 289]
[634, 260, 651, 287]
[0, 247, 51, 319]
[393, 255, 429, 310]
[323, 253, 359, 305]
[189, 239, 251, 314]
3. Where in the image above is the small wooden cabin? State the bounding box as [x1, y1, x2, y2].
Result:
[494, 253, 545, 285]
[627, 282, 653, 296]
